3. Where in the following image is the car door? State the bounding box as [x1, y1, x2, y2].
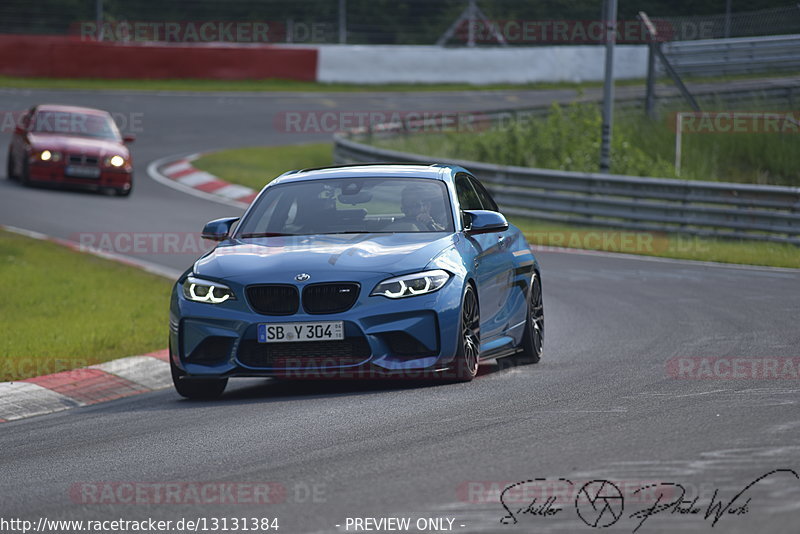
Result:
[455, 173, 510, 343]
[469, 175, 528, 337]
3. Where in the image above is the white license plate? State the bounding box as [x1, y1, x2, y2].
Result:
[65, 165, 101, 178]
[257, 321, 344, 343]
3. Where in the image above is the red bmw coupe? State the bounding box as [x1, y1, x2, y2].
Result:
[6, 104, 135, 196]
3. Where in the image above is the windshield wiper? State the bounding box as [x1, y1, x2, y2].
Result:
[317, 231, 404, 235]
[317, 231, 368, 235]
[239, 232, 294, 238]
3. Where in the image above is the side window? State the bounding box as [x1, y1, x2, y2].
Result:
[470, 177, 499, 212]
[455, 174, 483, 211]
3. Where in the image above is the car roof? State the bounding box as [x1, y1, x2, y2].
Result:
[33, 104, 110, 116]
[270, 163, 464, 185]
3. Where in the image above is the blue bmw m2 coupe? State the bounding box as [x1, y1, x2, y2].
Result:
[169, 163, 543, 398]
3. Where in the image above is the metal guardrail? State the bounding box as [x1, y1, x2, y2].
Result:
[333, 93, 800, 245]
[662, 34, 800, 77]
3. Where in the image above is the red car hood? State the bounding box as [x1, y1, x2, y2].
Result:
[28, 134, 129, 158]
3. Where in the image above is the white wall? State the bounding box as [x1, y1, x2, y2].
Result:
[317, 44, 648, 84]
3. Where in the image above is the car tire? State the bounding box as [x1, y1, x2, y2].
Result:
[170, 357, 228, 400]
[6, 152, 17, 181]
[115, 185, 132, 197]
[514, 271, 544, 365]
[20, 158, 31, 187]
[451, 284, 480, 382]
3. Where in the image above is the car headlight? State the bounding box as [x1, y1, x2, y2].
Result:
[371, 270, 450, 299]
[38, 150, 61, 162]
[107, 155, 126, 167]
[182, 276, 236, 304]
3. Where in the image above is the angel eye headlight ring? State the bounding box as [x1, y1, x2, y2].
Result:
[182, 277, 236, 304]
[371, 270, 450, 299]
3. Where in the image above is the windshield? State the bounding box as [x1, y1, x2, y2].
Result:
[237, 177, 454, 236]
[30, 110, 121, 141]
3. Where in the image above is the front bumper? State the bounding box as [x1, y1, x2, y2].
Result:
[28, 161, 132, 190]
[170, 273, 465, 379]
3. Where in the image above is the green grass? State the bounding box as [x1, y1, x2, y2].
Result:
[192, 143, 333, 190]
[1, 70, 795, 93]
[512, 217, 800, 269]
[0, 230, 173, 381]
[376, 100, 800, 186]
[192, 143, 799, 269]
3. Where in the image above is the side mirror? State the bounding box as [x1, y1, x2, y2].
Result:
[122, 134, 136, 144]
[16, 112, 31, 134]
[202, 217, 240, 241]
[463, 210, 509, 235]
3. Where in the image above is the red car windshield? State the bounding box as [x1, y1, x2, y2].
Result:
[30, 111, 121, 141]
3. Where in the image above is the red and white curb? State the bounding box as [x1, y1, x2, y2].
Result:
[1, 225, 183, 423]
[157, 155, 258, 207]
[0, 351, 172, 423]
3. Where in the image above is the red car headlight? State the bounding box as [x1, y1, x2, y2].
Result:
[104, 155, 128, 168]
[33, 150, 62, 163]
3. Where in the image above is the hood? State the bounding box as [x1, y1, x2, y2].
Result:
[193, 233, 458, 282]
[28, 133, 128, 157]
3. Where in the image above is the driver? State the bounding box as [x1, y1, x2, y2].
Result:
[400, 186, 446, 231]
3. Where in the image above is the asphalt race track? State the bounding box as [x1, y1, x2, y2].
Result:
[1, 87, 799, 534]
